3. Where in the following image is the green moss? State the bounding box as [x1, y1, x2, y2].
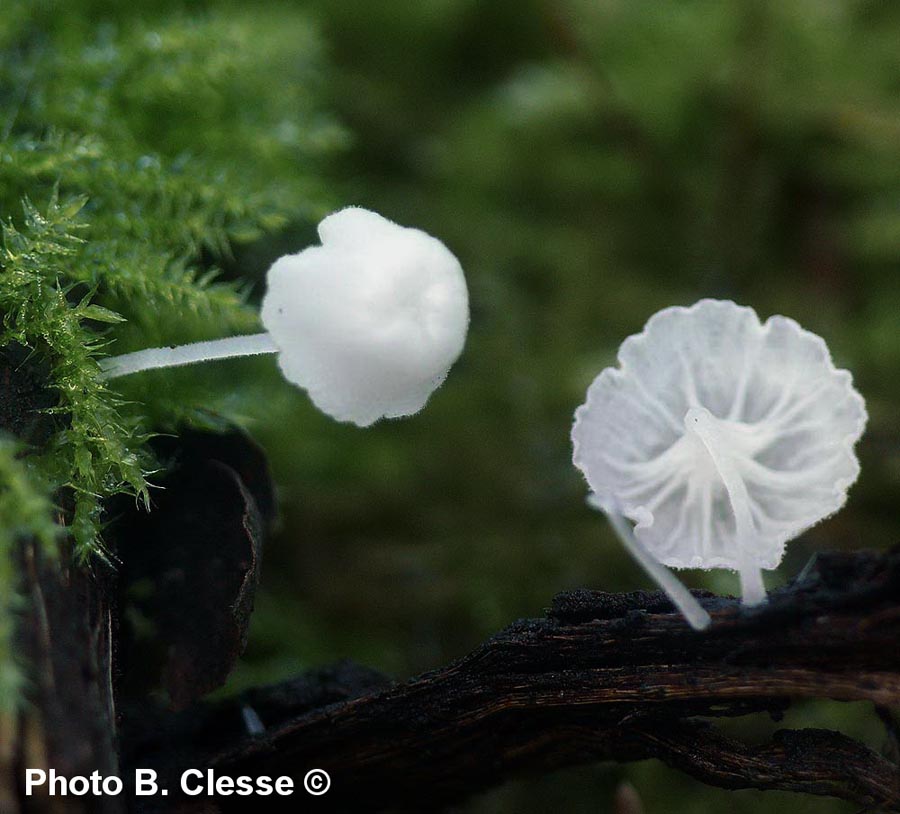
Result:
[0, 0, 343, 710]
[1, 192, 150, 557]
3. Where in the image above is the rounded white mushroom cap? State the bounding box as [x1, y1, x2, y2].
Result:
[260, 207, 470, 427]
[572, 299, 866, 571]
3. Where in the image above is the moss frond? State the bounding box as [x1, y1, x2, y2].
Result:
[1, 192, 150, 556]
[0, 0, 343, 708]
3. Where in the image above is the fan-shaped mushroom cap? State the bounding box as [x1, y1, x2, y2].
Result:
[260, 207, 470, 427]
[572, 299, 866, 572]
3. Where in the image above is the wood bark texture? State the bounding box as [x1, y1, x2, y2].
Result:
[127, 548, 900, 813]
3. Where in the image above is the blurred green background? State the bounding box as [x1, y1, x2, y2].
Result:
[239, 2, 900, 811]
[5, 0, 900, 811]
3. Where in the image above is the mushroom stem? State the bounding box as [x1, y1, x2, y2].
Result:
[684, 407, 768, 607]
[605, 508, 712, 631]
[98, 332, 279, 380]
[738, 558, 767, 606]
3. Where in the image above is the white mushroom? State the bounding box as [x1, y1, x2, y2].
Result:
[99, 207, 470, 427]
[260, 207, 469, 426]
[572, 299, 867, 630]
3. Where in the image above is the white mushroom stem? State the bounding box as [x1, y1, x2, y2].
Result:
[603, 505, 712, 631]
[98, 332, 279, 380]
[684, 407, 767, 606]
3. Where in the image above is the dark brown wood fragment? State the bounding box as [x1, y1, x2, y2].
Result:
[115, 429, 273, 710]
[1, 343, 119, 814]
[123, 548, 900, 813]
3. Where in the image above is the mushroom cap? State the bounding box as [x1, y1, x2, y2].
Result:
[260, 207, 469, 427]
[572, 299, 867, 570]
